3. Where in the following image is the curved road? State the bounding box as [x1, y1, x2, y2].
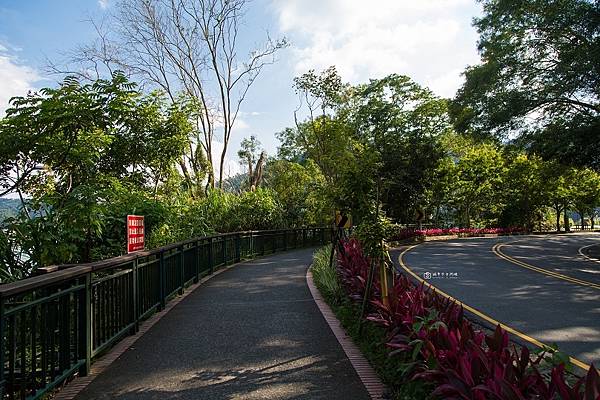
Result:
[393, 233, 600, 367]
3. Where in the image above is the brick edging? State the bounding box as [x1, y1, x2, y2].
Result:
[54, 263, 240, 400]
[305, 268, 388, 400]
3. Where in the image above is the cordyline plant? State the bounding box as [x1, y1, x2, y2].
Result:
[336, 238, 600, 400]
[388, 226, 526, 242]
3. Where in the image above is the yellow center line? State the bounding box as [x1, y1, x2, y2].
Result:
[492, 242, 600, 291]
[398, 245, 590, 371]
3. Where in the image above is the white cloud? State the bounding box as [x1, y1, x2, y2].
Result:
[239, 111, 263, 117]
[0, 46, 41, 116]
[271, 0, 482, 97]
[98, 0, 109, 9]
[233, 118, 249, 130]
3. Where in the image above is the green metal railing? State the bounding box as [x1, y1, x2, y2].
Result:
[0, 227, 332, 399]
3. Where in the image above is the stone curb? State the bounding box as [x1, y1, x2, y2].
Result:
[306, 268, 388, 400]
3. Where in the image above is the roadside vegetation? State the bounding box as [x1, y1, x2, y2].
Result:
[312, 240, 600, 399]
[0, 0, 598, 398]
[0, 0, 599, 286]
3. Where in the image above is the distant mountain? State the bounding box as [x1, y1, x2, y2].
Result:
[0, 198, 21, 221]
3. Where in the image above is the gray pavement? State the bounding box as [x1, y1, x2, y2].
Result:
[500, 234, 600, 284]
[76, 248, 370, 400]
[393, 234, 600, 366]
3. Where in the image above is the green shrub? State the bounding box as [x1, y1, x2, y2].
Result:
[311, 245, 342, 303]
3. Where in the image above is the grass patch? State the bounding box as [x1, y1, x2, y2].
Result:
[311, 247, 432, 400]
[311, 245, 342, 302]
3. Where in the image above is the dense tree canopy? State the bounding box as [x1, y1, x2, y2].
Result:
[2, 0, 600, 282]
[277, 67, 600, 231]
[452, 0, 600, 169]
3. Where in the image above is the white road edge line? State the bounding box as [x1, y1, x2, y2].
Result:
[578, 244, 600, 263]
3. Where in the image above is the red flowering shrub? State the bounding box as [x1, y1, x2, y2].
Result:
[389, 226, 525, 241]
[336, 238, 600, 400]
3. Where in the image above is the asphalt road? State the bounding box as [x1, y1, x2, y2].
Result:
[75, 248, 369, 400]
[393, 233, 600, 367]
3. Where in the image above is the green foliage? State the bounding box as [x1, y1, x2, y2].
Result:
[146, 188, 285, 248]
[292, 66, 349, 115]
[353, 213, 394, 261]
[0, 73, 217, 276]
[186, 188, 283, 234]
[277, 116, 355, 185]
[0, 228, 23, 282]
[225, 188, 284, 232]
[570, 168, 600, 223]
[311, 245, 342, 303]
[426, 134, 600, 229]
[264, 159, 330, 226]
[451, 140, 506, 227]
[281, 71, 452, 226]
[313, 266, 432, 399]
[279, 67, 599, 234]
[350, 75, 450, 222]
[0, 73, 191, 196]
[452, 0, 600, 170]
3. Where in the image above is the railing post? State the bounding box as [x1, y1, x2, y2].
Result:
[132, 257, 139, 333]
[222, 236, 227, 265]
[283, 230, 288, 252]
[194, 240, 200, 284]
[178, 245, 184, 295]
[159, 251, 166, 310]
[261, 233, 266, 256]
[235, 234, 241, 262]
[208, 238, 214, 275]
[78, 273, 92, 377]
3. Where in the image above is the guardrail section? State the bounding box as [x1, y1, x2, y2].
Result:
[0, 227, 331, 399]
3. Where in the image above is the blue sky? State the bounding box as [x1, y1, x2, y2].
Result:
[0, 0, 482, 177]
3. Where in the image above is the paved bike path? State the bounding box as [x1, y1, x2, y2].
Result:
[75, 248, 370, 400]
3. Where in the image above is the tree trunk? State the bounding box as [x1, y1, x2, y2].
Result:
[205, 170, 214, 195]
[555, 206, 561, 232]
[564, 208, 570, 232]
[218, 149, 227, 190]
[579, 211, 585, 231]
[179, 160, 195, 198]
[251, 152, 266, 190]
[247, 158, 254, 187]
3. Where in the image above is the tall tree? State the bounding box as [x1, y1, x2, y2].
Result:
[351, 75, 451, 222]
[452, 0, 600, 168]
[237, 135, 266, 190]
[500, 153, 547, 230]
[446, 141, 506, 227]
[49, 0, 287, 191]
[0, 73, 190, 267]
[263, 159, 329, 226]
[543, 162, 573, 232]
[570, 168, 600, 229]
